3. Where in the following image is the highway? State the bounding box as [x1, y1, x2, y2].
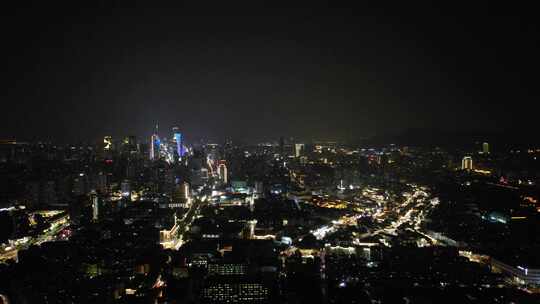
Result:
[0, 214, 70, 262]
[172, 195, 206, 250]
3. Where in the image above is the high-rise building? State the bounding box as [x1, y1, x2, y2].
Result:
[482, 142, 490, 154]
[201, 279, 270, 303]
[294, 143, 304, 158]
[150, 124, 161, 160]
[172, 126, 184, 160]
[462, 156, 473, 170]
[126, 159, 137, 179]
[96, 172, 108, 194]
[42, 181, 58, 206]
[91, 191, 99, 221]
[25, 180, 58, 207]
[172, 182, 191, 208]
[123, 136, 137, 153]
[72, 175, 87, 196]
[178, 182, 190, 200]
[254, 181, 264, 194]
[150, 134, 160, 160]
[208, 263, 247, 276]
[26, 181, 40, 208]
[218, 160, 228, 184]
[121, 180, 131, 198]
[247, 219, 257, 239]
[103, 136, 112, 150]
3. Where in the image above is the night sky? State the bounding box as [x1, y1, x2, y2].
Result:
[2, 3, 539, 143]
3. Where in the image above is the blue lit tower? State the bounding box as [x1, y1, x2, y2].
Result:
[173, 127, 186, 158]
[150, 123, 161, 160]
[172, 126, 184, 159]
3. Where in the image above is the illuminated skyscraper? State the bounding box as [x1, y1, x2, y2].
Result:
[201, 279, 269, 303]
[150, 137, 155, 160]
[462, 156, 473, 170]
[248, 219, 257, 239]
[294, 143, 304, 158]
[218, 160, 228, 184]
[91, 191, 99, 221]
[172, 126, 184, 160]
[150, 123, 161, 160]
[103, 136, 112, 150]
[150, 134, 160, 160]
[482, 142, 490, 154]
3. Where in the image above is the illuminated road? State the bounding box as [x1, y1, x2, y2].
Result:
[172, 196, 206, 250]
[0, 214, 70, 262]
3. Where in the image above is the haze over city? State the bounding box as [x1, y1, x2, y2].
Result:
[2, 3, 539, 142]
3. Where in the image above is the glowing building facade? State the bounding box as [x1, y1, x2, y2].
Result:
[172, 126, 184, 160]
[150, 134, 160, 160]
[482, 142, 490, 154]
[103, 136, 112, 150]
[294, 143, 304, 157]
[201, 280, 269, 303]
[172, 181, 191, 208]
[218, 161, 228, 184]
[91, 191, 99, 221]
[462, 156, 473, 170]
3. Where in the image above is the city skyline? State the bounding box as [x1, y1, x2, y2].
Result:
[2, 4, 540, 303]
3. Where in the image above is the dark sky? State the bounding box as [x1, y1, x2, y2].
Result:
[2, 3, 539, 143]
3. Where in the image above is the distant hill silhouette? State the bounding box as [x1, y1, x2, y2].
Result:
[360, 128, 539, 151]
